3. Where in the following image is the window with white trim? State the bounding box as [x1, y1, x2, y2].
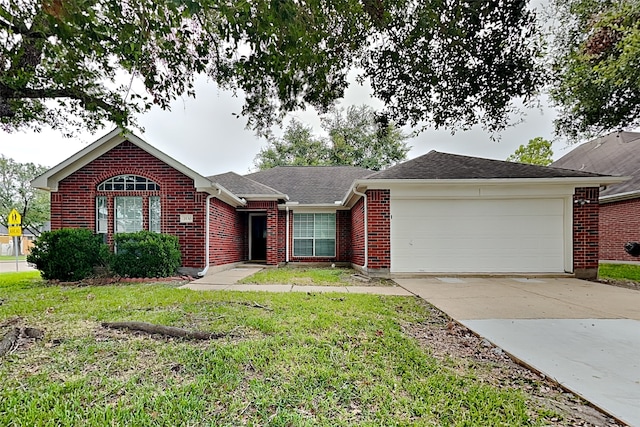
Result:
[293, 213, 336, 257]
[115, 197, 143, 233]
[149, 196, 161, 233]
[96, 196, 108, 233]
[95, 175, 161, 234]
[98, 175, 159, 191]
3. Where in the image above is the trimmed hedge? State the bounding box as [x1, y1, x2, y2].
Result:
[27, 228, 109, 281]
[111, 231, 181, 278]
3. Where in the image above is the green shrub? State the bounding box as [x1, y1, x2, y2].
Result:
[26, 228, 108, 281]
[111, 231, 181, 278]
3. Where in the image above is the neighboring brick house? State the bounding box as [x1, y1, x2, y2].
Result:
[552, 131, 638, 262]
[32, 129, 622, 279]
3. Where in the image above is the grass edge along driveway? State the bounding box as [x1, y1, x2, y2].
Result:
[1, 271, 577, 426]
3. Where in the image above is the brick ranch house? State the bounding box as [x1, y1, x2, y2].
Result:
[32, 129, 624, 279]
[552, 131, 639, 262]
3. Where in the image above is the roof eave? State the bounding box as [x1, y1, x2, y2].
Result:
[208, 183, 246, 207]
[339, 176, 630, 208]
[278, 202, 346, 210]
[600, 190, 640, 204]
[238, 194, 289, 201]
[357, 177, 628, 188]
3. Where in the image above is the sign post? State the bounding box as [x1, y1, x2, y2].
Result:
[8, 209, 22, 272]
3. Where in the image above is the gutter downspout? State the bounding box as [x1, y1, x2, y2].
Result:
[352, 187, 368, 270]
[286, 205, 290, 263]
[197, 191, 218, 277]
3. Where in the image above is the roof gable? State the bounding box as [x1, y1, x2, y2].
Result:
[31, 128, 244, 206]
[247, 166, 372, 204]
[552, 131, 640, 198]
[367, 150, 608, 180]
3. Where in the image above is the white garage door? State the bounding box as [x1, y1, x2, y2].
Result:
[391, 198, 566, 273]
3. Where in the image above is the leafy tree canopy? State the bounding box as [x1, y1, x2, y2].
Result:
[550, 0, 640, 142]
[254, 105, 410, 171]
[255, 119, 329, 170]
[1, 0, 543, 136]
[0, 155, 49, 235]
[506, 137, 553, 166]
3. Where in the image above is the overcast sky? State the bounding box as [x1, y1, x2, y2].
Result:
[0, 72, 579, 177]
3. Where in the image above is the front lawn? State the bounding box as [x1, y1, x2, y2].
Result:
[238, 267, 393, 286]
[0, 272, 590, 425]
[599, 263, 640, 282]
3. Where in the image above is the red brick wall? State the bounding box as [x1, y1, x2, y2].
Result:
[337, 210, 351, 261]
[351, 197, 365, 266]
[244, 201, 279, 265]
[367, 189, 391, 271]
[573, 187, 600, 278]
[209, 197, 245, 265]
[51, 141, 207, 269]
[600, 198, 640, 261]
[277, 209, 287, 263]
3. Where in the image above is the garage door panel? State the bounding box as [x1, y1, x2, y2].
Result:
[391, 198, 566, 273]
[397, 217, 563, 238]
[395, 198, 564, 216]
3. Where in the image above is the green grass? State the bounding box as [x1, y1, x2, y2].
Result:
[0, 255, 26, 261]
[599, 263, 640, 281]
[0, 272, 557, 426]
[239, 267, 362, 286]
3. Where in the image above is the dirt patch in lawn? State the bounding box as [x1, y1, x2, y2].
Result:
[403, 301, 623, 427]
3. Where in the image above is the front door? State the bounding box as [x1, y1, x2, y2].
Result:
[250, 214, 267, 261]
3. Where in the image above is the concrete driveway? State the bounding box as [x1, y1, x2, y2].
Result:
[395, 277, 640, 426]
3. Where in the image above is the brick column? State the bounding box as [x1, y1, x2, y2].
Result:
[573, 187, 599, 279]
[366, 189, 391, 273]
[266, 202, 279, 266]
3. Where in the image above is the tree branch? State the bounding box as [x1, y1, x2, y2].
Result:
[0, 14, 48, 40]
[0, 84, 124, 119]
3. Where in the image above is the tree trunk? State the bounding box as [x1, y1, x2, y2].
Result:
[101, 321, 224, 340]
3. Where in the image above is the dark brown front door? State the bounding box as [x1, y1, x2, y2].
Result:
[250, 215, 267, 261]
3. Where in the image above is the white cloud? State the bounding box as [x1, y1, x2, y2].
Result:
[0, 73, 573, 174]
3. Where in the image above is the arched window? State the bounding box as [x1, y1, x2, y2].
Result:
[97, 175, 159, 191]
[95, 175, 161, 234]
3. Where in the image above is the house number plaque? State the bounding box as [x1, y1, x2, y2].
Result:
[180, 214, 194, 223]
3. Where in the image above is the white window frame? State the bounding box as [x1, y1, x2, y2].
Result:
[149, 196, 161, 233]
[96, 196, 108, 234]
[293, 213, 336, 257]
[114, 196, 143, 234]
[98, 175, 159, 191]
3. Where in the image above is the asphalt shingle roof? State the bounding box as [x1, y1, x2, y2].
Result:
[208, 172, 283, 197]
[367, 150, 606, 180]
[246, 166, 372, 204]
[551, 131, 640, 197]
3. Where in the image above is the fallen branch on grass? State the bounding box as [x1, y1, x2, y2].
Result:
[245, 301, 273, 311]
[0, 326, 44, 357]
[0, 328, 19, 356]
[101, 321, 226, 340]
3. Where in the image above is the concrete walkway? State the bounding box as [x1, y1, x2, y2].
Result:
[396, 277, 640, 426]
[0, 260, 34, 273]
[180, 267, 413, 296]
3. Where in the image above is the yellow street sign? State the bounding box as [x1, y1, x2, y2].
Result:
[8, 209, 21, 225]
[8, 225, 22, 237]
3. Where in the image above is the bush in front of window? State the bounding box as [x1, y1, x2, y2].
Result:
[27, 228, 109, 281]
[111, 231, 181, 278]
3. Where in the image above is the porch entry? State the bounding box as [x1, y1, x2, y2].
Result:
[249, 214, 267, 261]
